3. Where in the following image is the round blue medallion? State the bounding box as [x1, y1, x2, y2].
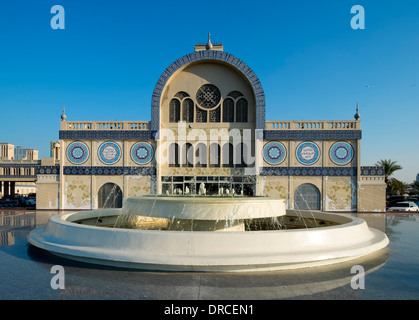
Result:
[98, 141, 121, 165]
[330, 142, 353, 165]
[296, 142, 320, 165]
[131, 142, 153, 164]
[67, 142, 89, 165]
[263, 142, 286, 165]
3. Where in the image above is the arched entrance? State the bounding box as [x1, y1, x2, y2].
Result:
[98, 183, 122, 208]
[294, 183, 321, 210]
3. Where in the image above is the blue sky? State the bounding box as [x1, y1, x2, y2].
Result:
[0, 0, 418, 182]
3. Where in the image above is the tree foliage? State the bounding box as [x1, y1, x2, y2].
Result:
[375, 159, 403, 196]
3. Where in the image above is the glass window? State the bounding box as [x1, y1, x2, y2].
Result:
[209, 143, 220, 167]
[196, 107, 207, 122]
[182, 98, 194, 122]
[98, 183, 122, 208]
[222, 143, 234, 167]
[195, 143, 207, 167]
[168, 143, 180, 167]
[236, 98, 248, 122]
[223, 98, 234, 122]
[209, 107, 221, 122]
[169, 99, 180, 123]
[294, 183, 321, 210]
[182, 143, 194, 167]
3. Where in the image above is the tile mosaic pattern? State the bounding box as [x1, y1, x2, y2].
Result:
[360, 166, 385, 176]
[67, 142, 89, 165]
[131, 142, 154, 165]
[296, 142, 320, 165]
[63, 166, 156, 176]
[260, 167, 357, 176]
[37, 166, 60, 174]
[330, 142, 353, 165]
[263, 142, 286, 165]
[98, 141, 121, 165]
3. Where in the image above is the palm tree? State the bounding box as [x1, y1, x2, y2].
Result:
[375, 159, 403, 196]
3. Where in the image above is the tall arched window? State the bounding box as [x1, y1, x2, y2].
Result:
[195, 143, 207, 167]
[98, 183, 122, 208]
[222, 143, 234, 168]
[182, 143, 194, 167]
[294, 183, 321, 211]
[182, 98, 194, 122]
[169, 99, 180, 123]
[236, 98, 248, 122]
[209, 143, 220, 167]
[223, 98, 234, 122]
[169, 143, 180, 167]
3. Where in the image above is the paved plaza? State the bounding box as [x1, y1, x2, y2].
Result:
[1, 210, 418, 300]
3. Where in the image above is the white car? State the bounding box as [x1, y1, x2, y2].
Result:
[388, 201, 419, 212]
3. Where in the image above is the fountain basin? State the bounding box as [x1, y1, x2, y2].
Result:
[28, 209, 389, 272]
[121, 196, 286, 220]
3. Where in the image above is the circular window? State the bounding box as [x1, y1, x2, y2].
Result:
[98, 141, 121, 165]
[67, 142, 89, 165]
[330, 142, 353, 165]
[196, 84, 221, 109]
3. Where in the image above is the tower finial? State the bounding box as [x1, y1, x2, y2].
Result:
[61, 104, 67, 121]
[354, 102, 360, 120]
[206, 32, 213, 50]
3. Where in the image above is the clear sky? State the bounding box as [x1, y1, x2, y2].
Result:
[0, 0, 418, 182]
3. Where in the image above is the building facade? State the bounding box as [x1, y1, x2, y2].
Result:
[35, 38, 386, 212]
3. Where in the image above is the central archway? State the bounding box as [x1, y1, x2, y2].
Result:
[151, 50, 266, 131]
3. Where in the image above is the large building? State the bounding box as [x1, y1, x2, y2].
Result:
[35, 36, 386, 212]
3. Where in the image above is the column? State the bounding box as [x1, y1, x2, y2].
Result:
[10, 181, 15, 197]
[4, 181, 10, 198]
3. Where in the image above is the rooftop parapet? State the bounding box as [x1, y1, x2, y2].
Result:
[265, 120, 361, 130]
[60, 121, 151, 131]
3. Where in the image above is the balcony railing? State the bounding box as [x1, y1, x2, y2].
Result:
[265, 120, 360, 130]
[60, 121, 151, 131]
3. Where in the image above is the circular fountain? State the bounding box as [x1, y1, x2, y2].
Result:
[28, 195, 389, 272]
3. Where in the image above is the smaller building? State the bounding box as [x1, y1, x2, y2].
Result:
[0, 143, 14, 160]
